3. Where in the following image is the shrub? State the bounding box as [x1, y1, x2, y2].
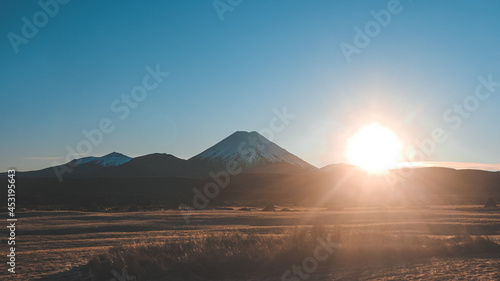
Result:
[262, 203, 276, 211]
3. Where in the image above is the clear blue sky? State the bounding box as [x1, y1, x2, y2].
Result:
[1, 0, 500, 171]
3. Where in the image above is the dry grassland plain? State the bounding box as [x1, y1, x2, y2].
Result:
[3, 206, 500, 280]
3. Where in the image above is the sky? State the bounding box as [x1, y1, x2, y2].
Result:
[1, 0, 500, 172]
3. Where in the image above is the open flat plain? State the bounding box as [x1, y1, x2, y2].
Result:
[4, 206, 500, 280]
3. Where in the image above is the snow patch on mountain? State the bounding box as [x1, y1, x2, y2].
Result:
[73, 152, 131, 167]
[191, 131, 311, 167]
[75, 156, 98, 165]
[92, 152, 132, 167]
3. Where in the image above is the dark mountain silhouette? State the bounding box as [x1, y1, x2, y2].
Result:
[106, 153, 187, 178]
[15, 152, 131, 178]
[2, 131, 499, 210]
[8, 131, 316, 179]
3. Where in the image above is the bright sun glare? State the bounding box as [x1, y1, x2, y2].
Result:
[346, 123, 402, 173]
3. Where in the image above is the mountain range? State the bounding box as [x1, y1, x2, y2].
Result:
[12, 131, 316, 179]
[3, 131, 500, 210]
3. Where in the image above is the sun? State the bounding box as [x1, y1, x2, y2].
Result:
[346, 123, 402, 173]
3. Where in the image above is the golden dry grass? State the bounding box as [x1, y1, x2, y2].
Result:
[88, 228, 498, 280]
[3, 206, 500, 280]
